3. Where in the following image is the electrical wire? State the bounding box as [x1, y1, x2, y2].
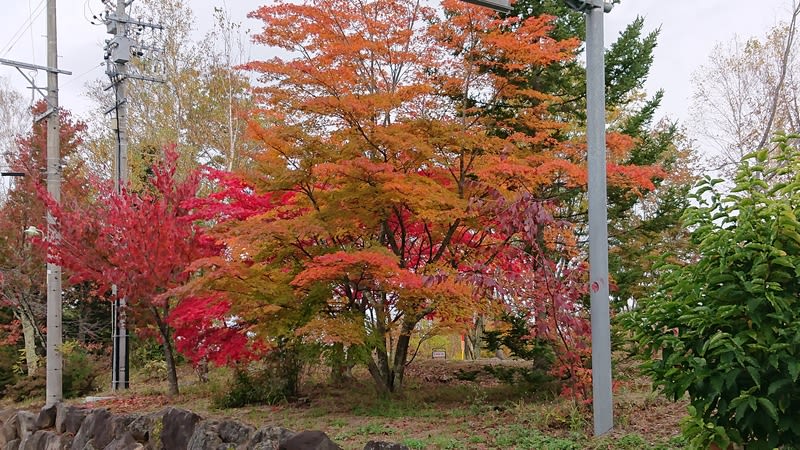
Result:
[84, 0, 105, 26]
[62, 63, 105, 87]
[27, 0, 36, 64]
[1, 0, 46, 57]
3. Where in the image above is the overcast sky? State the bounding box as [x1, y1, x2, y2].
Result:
[0, 0, 795, 130]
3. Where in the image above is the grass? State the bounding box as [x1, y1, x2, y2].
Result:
[4, 358, 688, 450]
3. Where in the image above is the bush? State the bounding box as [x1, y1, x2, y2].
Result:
[483, 312, 555, 368]
[212, 365, 290, 408]
[0, 345, 17, 396]
[61, 341, 101, 398]
[213, 339, 313, 408]
[7, 341, 100, 402]
[628, 135, 800, 449]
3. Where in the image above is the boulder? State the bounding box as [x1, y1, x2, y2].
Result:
[44, 432, 73, 450]
[218, 420, 254, 445]
[0, 410, 16, 427]
[54, 404, 68, 434]
[127, 410, 164, 444]
[19, 430, 72, 450]
[109, 415, 138, 442]
[15, 412, 37, 442]
[1, 414, 19, 446]
[278, 431, 341, 450]
[102, 432, 143, 450]
[159, 408, 201, 450]
[72, 409, 113, 450]
[363, 442, 409, 450]
[62, 407, 88, 435]
[81, 438, 99, 450]
[186, 420, 223, 450]
[35, 404, 58, 430]
[247, 426, 295, 450]
[19, 430, 50, 450]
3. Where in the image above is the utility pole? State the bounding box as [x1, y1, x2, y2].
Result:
[0, 1, 71, 408]
[44, 0, 63, 408]
[564, 0, 614, 436]
[102, 0, 163, 392]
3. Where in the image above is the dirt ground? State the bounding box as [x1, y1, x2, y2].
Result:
[69, 357, 687, 449]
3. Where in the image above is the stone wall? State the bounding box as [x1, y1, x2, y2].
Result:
[0, 404, 408, 450]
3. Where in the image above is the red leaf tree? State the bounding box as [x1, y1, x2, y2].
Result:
[44, 147, 216, 395]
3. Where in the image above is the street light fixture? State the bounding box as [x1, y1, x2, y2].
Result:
[459, 0, 510, 13]
[564, 0, 614, 437]
[564, 0, 613, 13]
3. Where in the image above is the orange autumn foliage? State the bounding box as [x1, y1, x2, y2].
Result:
[184, 0, 666, 396]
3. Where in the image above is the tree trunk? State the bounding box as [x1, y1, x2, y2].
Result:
[329, 343, 355, 385]
[366, 324, 392, 395]
[464, 316, 484, 360]
[195, 357, 209, 383]
[366, 318, 418, 395]
[19, 311, 39, 376]
[152, 307, 180, 396]
[390, 323, 414, 391]
[162, 330, 180, 396]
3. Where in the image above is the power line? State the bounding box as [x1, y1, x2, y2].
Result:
[61, 62, 104, 87]
[1, 0, 46, 57]
[28, 0, 37, 64]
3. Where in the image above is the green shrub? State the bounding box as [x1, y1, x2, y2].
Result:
[8, 370, 45, 402]
[628, 134, 800, 449]
[7, 341, 100, 402]
[213, 339, 313, 408]
[483, 312, 555, 369]
[0, 345, 17, 395]
[212, 365, 289, 408]
[61, 341, 100, 398]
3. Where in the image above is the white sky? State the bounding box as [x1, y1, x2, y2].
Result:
[0, 0, 795, 130]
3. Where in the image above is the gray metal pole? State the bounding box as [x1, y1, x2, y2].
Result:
[586, 2, 613, 436]
[45, 0, 63, 407]
[111, 0, 130, 391]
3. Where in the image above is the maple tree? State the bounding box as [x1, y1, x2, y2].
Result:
[44, 147, 214, 395]
[179, 0, 667, 396]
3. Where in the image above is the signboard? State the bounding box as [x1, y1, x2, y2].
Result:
[431, 349, 447, 359]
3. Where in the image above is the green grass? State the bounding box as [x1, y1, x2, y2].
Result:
[401, 438, 427, 449]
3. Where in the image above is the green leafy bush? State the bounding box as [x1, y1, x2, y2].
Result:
[61, 341, 100, 398]
[0, 345, 17, 395]
[213, 339, 313, 408]
[8, 341, 100, 402]
[627, 134, 800, 449]
[212, 365, 288, 408]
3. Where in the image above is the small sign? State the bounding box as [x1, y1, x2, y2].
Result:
[432, 348, 447, 359]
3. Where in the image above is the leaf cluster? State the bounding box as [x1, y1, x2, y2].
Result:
[628, 134, 800, 449]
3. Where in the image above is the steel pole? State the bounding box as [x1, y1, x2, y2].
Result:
[586, 2, 613, 436]
[45, 0, 63, 407]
